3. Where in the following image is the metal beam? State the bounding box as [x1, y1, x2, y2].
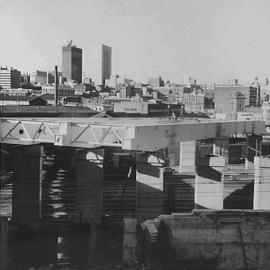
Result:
[0, 118, 266, 151]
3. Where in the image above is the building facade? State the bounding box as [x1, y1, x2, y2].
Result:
[176, 90, 205, 112]
[30, 70, 47, 85]
[214, 81, 260, 113]
[0, 67, 21, 89]
[105, 74, 133, 89]
[90, 44, 112, 86]
[148, 76, 165, 88]
[30, 70, 59, 85]
[41, 85, 75, 96]
[62, 42, 82, 83]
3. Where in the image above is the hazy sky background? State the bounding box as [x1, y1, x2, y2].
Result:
[0, 0, 270, 84]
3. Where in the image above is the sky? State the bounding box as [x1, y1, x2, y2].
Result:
[0, 0, 270, 84]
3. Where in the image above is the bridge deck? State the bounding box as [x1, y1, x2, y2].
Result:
[0, 117, 266, 151]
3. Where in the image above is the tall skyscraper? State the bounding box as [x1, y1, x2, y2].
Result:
[62, 41, 82, 83]
[90, 44, 112, 86]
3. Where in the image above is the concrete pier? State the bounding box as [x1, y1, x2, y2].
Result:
[179, 141, 196, 173]
[12, 145, 44, 224]
[75, 148, 104, 223]
[195, 156, 226, 209]
[213, 138, 229, 164]
[245, 134, 262, 170]
[136, 151, 166, 221]
[123, 217, 137, 263]
[254, 156, 270, 210]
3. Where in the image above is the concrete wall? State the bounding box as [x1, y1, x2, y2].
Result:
[254, 156, 270, 210]
[140, 210, 270, 270]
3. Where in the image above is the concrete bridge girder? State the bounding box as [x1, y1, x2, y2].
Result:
[0, 118, 266, 151]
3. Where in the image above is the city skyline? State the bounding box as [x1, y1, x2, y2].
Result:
[0, 0, 270, 84]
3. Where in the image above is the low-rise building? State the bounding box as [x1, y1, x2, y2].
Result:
[112, 98, 183, 117]
[105, 74, 133, 89]
[148, 76, 165, 88]
[214, 79, 261, 113]
[0, 88, 32, 96]
[0, 95, 47, 106]
[41, 85, 75, 96]
[176, 89, 204, 112]
[74, 83, 95, 95]
[113, 100, 148, 114]
[260, 81, 270, 103]
[81, 96, 113, 112]
[62, 96, 82, 107]
[30, 70, 61, 85]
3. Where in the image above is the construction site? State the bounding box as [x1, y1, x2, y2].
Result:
[0, 117, 270, 269]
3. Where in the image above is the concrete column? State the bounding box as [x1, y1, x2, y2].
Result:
[254, 156, 270, 210]
[213, 138, 229, 165]
[245, 134, 262, 170]
[168, 141, 180, 168]
[123, 217, 137, 263]
[75, 148, 104, 223]
[179, 141, 196, 174]
[136, 151, 166, 221]
[195, 156, 225, 209]
[12, 145, 44, 224]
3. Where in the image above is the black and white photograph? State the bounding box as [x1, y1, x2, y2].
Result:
[0, 0, 270, 269]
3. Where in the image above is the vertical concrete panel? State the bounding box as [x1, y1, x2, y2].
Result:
[195, 157, 225, 209]
[136, 152, 165, 221]
[123, 217, 137, 263]
[75, 148, 104, 223]
[179, 141, 196, 174]
[12, 145, 43, 224]
[213, 138, 229, 165]
[245, 135, 262, 170]
[254, 156, 270, 210]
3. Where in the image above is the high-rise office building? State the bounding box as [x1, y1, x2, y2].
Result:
[62, 41, 82, 83]
[0, 67, 21, 89]
[90, 44, 112, 86]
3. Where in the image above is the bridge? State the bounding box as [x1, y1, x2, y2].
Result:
[0, 117, 265, 151]
[0, 117, 269, 225]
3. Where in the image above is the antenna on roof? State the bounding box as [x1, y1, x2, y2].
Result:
[67, 40, 73, 46]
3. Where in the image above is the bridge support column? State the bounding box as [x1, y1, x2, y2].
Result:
[179, 141, 196, 174]
[254, 156, 270, 210]
[12, 145, 43, 224]
[245, 134, 262, 170]
[136, 151, 166, 221]
[195, 155, 226, 209]
[213, 138, 229, 164]
[75, 148, 104, 223]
